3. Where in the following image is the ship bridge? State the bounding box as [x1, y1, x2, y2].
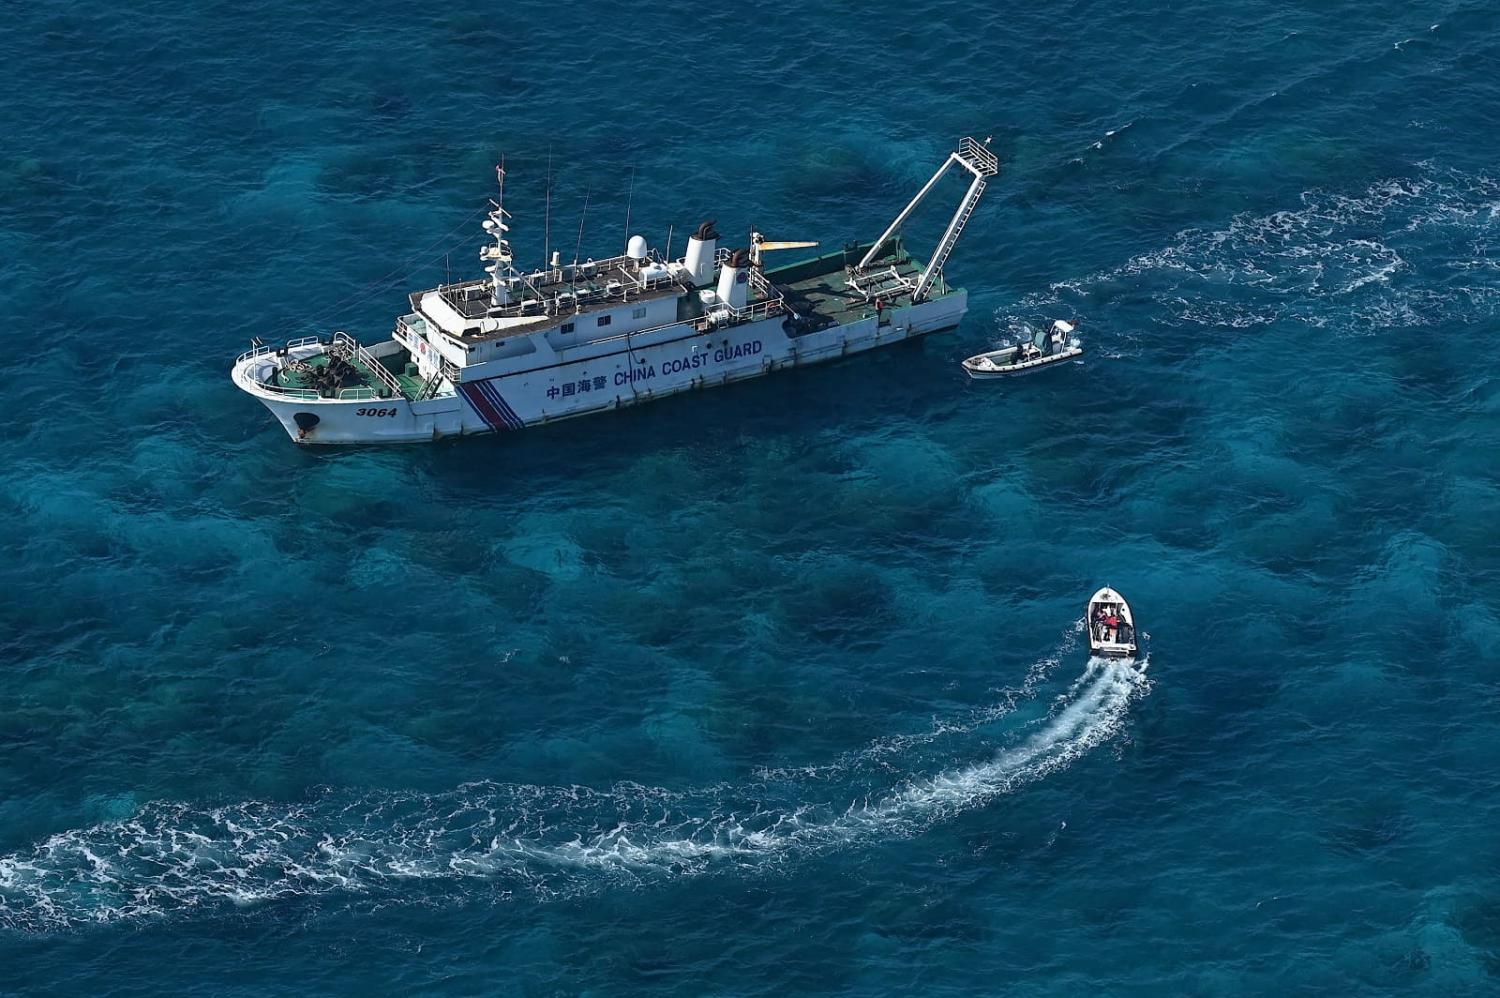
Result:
[415, 248, 696, 341]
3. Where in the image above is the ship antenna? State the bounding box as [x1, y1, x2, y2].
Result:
[495, 157, 506, 231]
[623, 165, 636, 248]
[572, 184, 592, 267]
[543, 145, 553, 271]
[570, 184, 592, 299]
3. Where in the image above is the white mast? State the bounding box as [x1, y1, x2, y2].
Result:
[481, 159, 515, 305]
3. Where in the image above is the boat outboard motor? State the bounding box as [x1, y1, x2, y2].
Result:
[683, 219, 720, 286]
[715, 248, 751, 310]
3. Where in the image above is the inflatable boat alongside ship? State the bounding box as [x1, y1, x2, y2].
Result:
[233, 137, 999, 445]
[962, 320, 1081, 380]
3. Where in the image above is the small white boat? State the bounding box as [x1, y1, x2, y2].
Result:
[962, 320, 1082, 380]
[1086, 586, 1138, 660]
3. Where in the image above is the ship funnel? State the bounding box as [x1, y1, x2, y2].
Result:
[683, 219, 720, 286]
[715, 248, 750, 310]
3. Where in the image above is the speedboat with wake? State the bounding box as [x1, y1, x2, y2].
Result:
[1086, 586, 1138, 661]
[961, 319, 1081, 379]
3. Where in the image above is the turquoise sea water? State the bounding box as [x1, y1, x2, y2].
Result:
[2, 1, 1499, 993]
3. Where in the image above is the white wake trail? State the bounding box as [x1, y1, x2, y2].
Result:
[754, 619, 1085, 782]
[866, 657, 1144, 826]
[0, 654, 1149, 930]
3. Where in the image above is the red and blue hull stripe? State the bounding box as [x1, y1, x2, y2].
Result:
[458, 379, 526, 431]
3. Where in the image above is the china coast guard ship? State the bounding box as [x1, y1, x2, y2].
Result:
[233, 137, 998, 444]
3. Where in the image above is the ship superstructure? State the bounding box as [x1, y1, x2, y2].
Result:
[232, 137, 998, 444]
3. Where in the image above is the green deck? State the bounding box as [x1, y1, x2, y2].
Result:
[275, 349, 423, 399]
[767, 239, 954, 329]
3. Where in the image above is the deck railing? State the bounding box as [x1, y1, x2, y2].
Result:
[958, 135, 999, 176]
[237, 333, 410, 401]
[435, 251, 688, 321]
[333, 331, 405, 399]
[235, 336, 324, 399]
[747, 267, 777, 301]
[396, 316, 461, 389]
[394, 316, 421, 348]
[235, 335, 321, 366]
[694, 292, 788, 330]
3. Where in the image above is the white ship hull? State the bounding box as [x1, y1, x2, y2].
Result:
[232, 137, 1000, 446]
[234, 293, 966, 445]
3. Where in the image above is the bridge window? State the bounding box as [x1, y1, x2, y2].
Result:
[560, 321, 575, 333]
[597, 315, 612, 327]
[632, 307, 647, 319]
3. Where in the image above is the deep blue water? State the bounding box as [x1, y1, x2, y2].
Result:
[2, 0, 1499, 993]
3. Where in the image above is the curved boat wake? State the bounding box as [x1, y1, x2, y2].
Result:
[996, 164, 1500, 337]
[0, 651, 1149, 931]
